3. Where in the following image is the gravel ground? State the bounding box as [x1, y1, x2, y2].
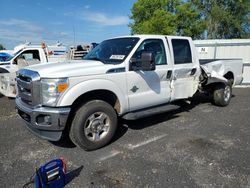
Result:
[0, 88, 250, 188]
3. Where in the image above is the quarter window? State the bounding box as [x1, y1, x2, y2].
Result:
[172, 39, 192, 64]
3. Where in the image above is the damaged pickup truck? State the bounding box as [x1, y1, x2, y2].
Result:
[15, 35, 243, 150]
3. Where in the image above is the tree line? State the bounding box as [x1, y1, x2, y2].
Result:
[0, 44, 6, 50]
[129, 0, 250, 39]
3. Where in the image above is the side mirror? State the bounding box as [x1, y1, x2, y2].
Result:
[130, 52, 155, 71]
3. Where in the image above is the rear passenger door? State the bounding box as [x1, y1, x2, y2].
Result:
[167, 37, 200, 100]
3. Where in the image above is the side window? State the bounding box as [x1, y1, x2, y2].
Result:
[132, 39, 167, 65]
[172, 39, 192, 64]
[14, 50, 41, 65]
[25, 50, 40, 61]
[19, 50, 40, 61]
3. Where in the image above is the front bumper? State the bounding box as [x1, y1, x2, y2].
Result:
[16, 97, 71, 141]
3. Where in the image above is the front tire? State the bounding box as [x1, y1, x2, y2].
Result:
[69, 100, 118, 151]
[212, 83, 232, 107]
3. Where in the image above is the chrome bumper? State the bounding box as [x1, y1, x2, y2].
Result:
[16, 97, 71, 141]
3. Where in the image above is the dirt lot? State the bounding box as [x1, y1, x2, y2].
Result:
[0, 88, 250, 188]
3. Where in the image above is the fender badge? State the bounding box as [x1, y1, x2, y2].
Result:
[130, 86, 139, 93]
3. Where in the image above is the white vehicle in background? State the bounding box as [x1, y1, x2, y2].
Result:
[0, 42, 67, 97]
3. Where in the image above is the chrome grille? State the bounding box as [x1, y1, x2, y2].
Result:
[16, 69, 40, 106]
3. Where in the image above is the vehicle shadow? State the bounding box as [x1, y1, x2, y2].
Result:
[51, 93, 214, 149]
[49, 133, 76, 148]
[49, 112, 78, 148]
[65, 165, 84, 185]
[112, 93, 212, 142]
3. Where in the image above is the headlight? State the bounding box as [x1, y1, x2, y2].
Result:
[41, 78, 69, 106]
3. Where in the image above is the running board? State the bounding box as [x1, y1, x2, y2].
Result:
[122, 104, 180, 120]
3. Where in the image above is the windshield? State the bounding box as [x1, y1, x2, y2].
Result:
[84, 37, 139, 64]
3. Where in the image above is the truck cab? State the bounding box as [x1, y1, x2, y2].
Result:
[124, 35, 200, 111]
[1, 48, 48, 72]
[0, 42, 67, 73]
[0, 43, 67, 97]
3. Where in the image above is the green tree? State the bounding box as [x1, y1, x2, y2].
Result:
[130, 0, 250, 39]
[129, 0, 206, 39]
[193, 0, 250, 39]
[175, 2, 206, 38]
[0, 44, 5, 50]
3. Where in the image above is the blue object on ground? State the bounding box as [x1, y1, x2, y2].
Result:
[35, 158, 66, 188]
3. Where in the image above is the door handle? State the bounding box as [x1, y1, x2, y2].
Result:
[166, 70, 172, 80]
[190, 68, 197, 76]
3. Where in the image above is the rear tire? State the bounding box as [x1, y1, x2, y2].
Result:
[69, 100, 118, 151]
[212, 83, 232, 107]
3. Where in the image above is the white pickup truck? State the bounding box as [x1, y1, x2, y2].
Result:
[15, 35, 243, 150]
[0, 43, 66, 97]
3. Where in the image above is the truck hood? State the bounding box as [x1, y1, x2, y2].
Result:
[25, 60, 118, 78]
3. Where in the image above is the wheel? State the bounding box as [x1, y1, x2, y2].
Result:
[69, 100, 118, 151]
[212, 83, 232, 107]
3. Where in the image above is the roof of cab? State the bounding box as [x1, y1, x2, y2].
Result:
[109, 34, 192, 40]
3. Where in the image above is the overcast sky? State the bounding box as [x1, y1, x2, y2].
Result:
[0, 0, 136, 49]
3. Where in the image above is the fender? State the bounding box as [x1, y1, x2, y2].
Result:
[57, 79, 129, 115]
[219, 65, 239, 86]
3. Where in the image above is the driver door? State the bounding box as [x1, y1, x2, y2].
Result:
[126, 39, 172, 111]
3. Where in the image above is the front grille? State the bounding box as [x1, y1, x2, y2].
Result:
[16, 69, 40, 106]
[17, 76, 32, 104]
